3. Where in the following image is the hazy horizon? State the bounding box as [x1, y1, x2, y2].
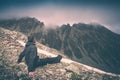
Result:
[0, 0, 120, 33]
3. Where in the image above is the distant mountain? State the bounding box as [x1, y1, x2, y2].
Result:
[0, 17, 120, 74]
[0, 17, 44, 34]
[35, 23, 120, 74]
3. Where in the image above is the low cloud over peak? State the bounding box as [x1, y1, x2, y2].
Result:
[0, 0, 120, 34]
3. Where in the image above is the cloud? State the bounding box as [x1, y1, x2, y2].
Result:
[0, 4, 120, 34]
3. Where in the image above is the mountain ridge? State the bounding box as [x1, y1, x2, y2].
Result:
[0, 17, 120, 74]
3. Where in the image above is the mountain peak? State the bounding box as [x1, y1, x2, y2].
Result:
[72, 22, 107, 30]
[0, 17, 44, 34]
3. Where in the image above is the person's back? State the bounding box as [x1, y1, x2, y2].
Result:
[17, 34, 38, 72]
[25, 41, 38, 71]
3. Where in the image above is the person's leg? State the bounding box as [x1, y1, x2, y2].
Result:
[36, 58, 48, 67]
[47, 55, 62, 64]
[35, 55, 62, 67]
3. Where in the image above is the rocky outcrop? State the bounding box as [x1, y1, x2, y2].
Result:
[0, 17, 44, 34]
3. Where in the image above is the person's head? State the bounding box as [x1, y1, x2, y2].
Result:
[28, 34, 35, 43]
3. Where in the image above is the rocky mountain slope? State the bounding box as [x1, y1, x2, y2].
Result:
[0, 28, 120, 80]
[0, 17, 44, 34]
[0, 17, 120, 74]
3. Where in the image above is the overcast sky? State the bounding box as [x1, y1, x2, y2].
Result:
[0, 0, 120, 34]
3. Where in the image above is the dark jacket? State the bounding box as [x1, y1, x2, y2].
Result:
[17, 41, 39, 72]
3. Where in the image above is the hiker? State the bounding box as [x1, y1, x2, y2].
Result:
[17, 34, 62, 78]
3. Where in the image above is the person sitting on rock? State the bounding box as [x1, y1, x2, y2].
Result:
[17, 34, 62, 78]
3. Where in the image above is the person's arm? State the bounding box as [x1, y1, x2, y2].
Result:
[17, 49, 26, 63]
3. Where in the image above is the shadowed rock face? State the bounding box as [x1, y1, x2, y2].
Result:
[34, 23, 120, 73]
[0, 18, 120, 74]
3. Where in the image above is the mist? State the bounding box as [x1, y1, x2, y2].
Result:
[0, 3, 120, 34]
